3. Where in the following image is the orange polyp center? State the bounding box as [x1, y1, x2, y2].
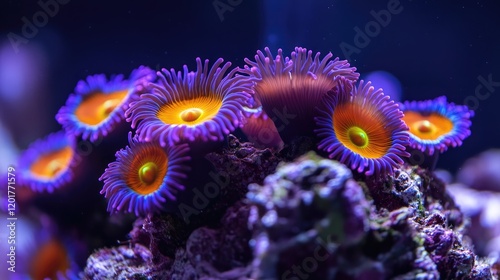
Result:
[403, 111, 453, 140]
[30, 239, 71, 280]
[127, 146, 168, 195]
[347, 126, 368, 148]
[179, 108, 203, 122]
[75, 89, 129, 125]
[138, 162, 158, 186]
[30, 147, 73, 179]
[157, 96, 223, 126]
[333, 102, 391, 159]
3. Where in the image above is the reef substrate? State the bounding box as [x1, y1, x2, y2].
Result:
[83, 137, 499, 280]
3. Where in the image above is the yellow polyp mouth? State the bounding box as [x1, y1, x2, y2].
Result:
[333, 102, 391, 159]
[347, 126, 369, 148]
[30, 239, 71, 280]
[127, 146, 168, 195]
[157, 96, 222, 126]
[179, 108, 203, 123]
[75, 89, 129, 125]
[30, 147, 73, 179]
[403, 111, 453, 140]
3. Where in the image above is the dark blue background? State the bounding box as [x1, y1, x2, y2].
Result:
[1, 0, 499, 173]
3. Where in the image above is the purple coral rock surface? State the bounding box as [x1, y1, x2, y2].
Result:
[83, 141, 498, 279]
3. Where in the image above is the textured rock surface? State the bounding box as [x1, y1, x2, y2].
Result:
[84, 244, 154, 279]
[83, 142, 499, 280]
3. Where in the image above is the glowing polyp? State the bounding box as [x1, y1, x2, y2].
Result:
[315, 80, 410, 175]
[57, 68, 156, 143]
[127, 58, 253, 146]
[100, 132, 191, 215]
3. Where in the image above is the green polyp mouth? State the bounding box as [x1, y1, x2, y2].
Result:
[138, 162, 158, 185]
[347, 126, 368, 148]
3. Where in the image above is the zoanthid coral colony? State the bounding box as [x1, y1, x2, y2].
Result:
[18, 47, 475, 214]
[14, 46, 481, 279]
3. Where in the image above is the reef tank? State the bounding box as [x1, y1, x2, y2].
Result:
[1, 0, 500, 279]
